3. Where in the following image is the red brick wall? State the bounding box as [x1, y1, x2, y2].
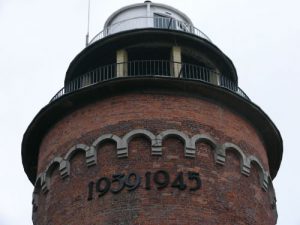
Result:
[35, 91, 275, 225]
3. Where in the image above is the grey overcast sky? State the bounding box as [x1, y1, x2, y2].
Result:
[0, 0, 299, 224]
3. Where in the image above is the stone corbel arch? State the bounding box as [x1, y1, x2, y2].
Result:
[43, 157, 65, 193]
[34, 174, 43, 192]
[157, 129, 194, 157]
[248, 155, 269, 191]
[122, 129, 162, 156]
[217, 143, 251, 176]
[32, 175, 43, 225]
[45, 157, 63, 177]
[190, 134, 218, 157]
[65, 144, 94, 168]
[267, 175, 278, 218]
[92, 134, 126, 158]
[39, 173, 47, 194]
[32, 174, 42, 214]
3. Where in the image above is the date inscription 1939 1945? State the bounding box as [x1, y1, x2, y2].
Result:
[87, 170, 202, 201]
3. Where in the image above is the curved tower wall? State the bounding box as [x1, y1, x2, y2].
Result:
[23, 2, 282, 225]
[33, 90, 277, 225]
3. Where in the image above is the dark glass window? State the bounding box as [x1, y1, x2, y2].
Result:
[153, 13, 176, 30]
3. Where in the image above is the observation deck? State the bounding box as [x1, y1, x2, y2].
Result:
[51, 60, 249, 102]
[51, 1, 247, 103]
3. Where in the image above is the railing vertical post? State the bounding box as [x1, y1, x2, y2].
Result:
[211, 71, 220, 86]
[170, 46, 182, 77]
[81, 73, 92, 88]
[116, 49, 128, 77]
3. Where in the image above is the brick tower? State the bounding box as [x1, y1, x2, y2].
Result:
[22, 2, 283, 224]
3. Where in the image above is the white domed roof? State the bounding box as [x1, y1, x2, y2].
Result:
[89, 1, 210, 45]
[104, 1, 193, 29]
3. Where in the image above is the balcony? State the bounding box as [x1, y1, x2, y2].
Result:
[88, 16, 211, 46]
[51, 60, 249, 102]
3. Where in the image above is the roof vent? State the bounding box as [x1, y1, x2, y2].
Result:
[144, 1, 152, 3]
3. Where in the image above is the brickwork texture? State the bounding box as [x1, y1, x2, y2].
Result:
[33, 91, 276, 225]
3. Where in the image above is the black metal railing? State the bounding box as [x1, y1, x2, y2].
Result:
[50, 60, 249, 102]
[89, 16, 211, 45]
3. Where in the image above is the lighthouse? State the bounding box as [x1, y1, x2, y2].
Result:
[22, 2, 282, 224]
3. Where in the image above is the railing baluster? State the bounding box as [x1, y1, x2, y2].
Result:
[159, 60, 161, 75]
[193, 65, 195, 79]
[193, 65, 196, 79]
[102, 67, 104, 81]
[110, 65, 112, 79]
[131, 61, 134, 76]
[105, 66, 107, 80]
[102, 66, 104, 81]
[128, 62, 131, 76]
[110, 64, 112, 79]
[159, 60, 162, 75]
[96, 68, 99, 83]
[146, 60, 149, 75]
[99, 67, 102, 80]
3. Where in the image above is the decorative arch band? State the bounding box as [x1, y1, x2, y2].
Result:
[34, 129, 274, 196]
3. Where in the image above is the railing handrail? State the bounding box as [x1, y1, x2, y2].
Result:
[88, 16, 211, 45]
[50, 60, 249, 102]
